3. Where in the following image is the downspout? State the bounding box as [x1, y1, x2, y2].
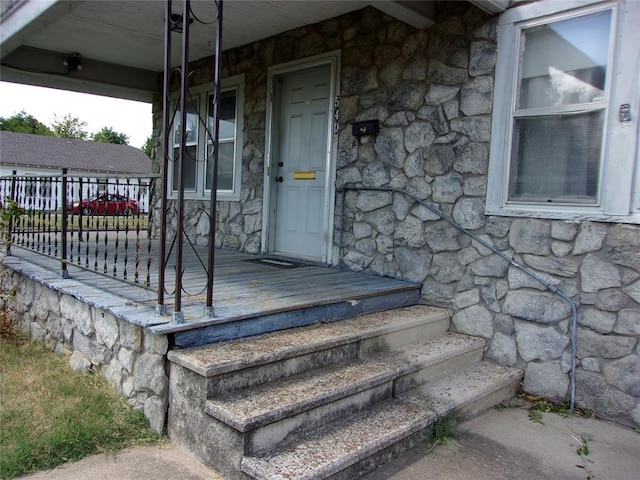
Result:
[337, 184, 579, 411]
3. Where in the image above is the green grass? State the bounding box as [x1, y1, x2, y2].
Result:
[0, 335, 165, 479]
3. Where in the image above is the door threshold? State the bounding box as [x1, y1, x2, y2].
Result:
[260, 252, 327, 268]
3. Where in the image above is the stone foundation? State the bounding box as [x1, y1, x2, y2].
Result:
[0, 265, 169, 433]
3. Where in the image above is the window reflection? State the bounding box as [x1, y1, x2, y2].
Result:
[517, 10, 611, 110]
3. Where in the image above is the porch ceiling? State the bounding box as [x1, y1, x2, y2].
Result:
[0, 0, 421, 101]
[0, 0, 505, 102]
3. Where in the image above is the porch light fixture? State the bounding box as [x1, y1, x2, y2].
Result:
[63, 53, 83, 73]
[170, 13, 193, 33]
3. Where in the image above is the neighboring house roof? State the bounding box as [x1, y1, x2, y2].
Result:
[0, 131, 152, 174]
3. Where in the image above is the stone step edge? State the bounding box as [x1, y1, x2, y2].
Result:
[241, 399, 437, 480]
[403, 361, 524, 418]
[204, 332, 483, 432]
[374, 332, 486, 380]
[205, 358, 396, 432]
[241, 362, 522, 480]
[168, 305, 451, 377]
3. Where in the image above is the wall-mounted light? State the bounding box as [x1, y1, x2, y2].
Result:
[63, 53, 83, 73]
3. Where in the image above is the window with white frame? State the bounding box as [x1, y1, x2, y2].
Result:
[487, 0, 639, 221]
[170, 75, 244, 201]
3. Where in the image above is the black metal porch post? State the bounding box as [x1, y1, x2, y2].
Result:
[60, 168, 69, 278]
[156, 0, 173, 316]
[204, 0, 224, 317]
[172, 0, 192, 323]
[6, 170, 17, 256]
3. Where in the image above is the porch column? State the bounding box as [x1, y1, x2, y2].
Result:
[156, 0, 173, 317]
[205, 0, 224, 317]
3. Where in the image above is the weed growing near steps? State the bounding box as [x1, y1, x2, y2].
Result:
[526, 398, 572, 424]
[497, 390, 595, 425]
[573, 435, 595, 480]
[0, 333, 165, 479]
[422, 416, 458, 453]
[524, 396, 594, 425]
[504, 392, 598, 480]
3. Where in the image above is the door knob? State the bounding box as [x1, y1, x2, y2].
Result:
[276, 176, 284, 182]
[278, 161, 284, 167]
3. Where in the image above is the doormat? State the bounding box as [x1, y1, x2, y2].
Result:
[246, 258, 308, 269]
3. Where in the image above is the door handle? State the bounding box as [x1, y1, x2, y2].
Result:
[278, 161, 284, 167]
[276, 176, 284, 182]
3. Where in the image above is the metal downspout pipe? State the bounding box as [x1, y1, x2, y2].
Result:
[337, 184, 579, 411]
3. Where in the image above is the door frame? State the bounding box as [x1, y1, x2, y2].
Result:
[261, 51, 341, 264]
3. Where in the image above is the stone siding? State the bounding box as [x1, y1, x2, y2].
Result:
[331, 5, 640, 427]
[149, 3, 639, 426]
[0, 266, 169, 433]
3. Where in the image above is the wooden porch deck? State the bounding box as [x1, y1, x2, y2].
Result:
[5, 244, 421, 347]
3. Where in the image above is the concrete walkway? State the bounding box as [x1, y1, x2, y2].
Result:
[20, 407, 640, 480]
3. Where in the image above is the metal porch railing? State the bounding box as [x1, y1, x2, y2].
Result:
[0, 171, 159, 289]
[1, 0, 226, 324]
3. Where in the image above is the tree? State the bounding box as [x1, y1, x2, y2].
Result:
[50, 114, 88, 140]
[142, 136, 153, 157]
[92, 126, 129, 145]
[0, 110, 53, 136]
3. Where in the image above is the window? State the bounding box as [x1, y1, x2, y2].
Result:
[170, 75, 244, 201]
[487, 0, 639, 221]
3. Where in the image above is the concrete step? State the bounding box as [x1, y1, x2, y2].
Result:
[241, 399, 436, 480]
[168, 304, 524, 480]
[374, 332, 486, 395]
[205, 332, 483, 454]
[206, 358, 396, 454]
[168, 305, 451, 393]
[241, 361, 522, 480]
[402, 361, 524, 420]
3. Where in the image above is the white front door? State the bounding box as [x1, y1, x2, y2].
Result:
[271, 64, 331, 260]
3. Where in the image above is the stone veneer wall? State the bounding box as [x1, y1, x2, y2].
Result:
[0, 266, 169, 433]
[330, 5, 640, 426]
[146, 3, 639, 426]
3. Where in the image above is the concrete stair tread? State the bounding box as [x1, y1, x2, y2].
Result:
[205, 332, 486, 432]
[241, 363, 522, 480]
[403, 361, 524, 417]
[374, 332, 486, 376]
[241, 399, 436, 480]
[168, 305, 450, 377]
[205, 358, 395, 432]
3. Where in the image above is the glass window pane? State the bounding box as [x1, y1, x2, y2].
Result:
[509, 110, 603, 203]
[174, 100, 199, 145]
[172, 145, 198, 191]
[206, 142, 235, 191]
[208, 90, 236, 141]
[518, 10, 611, 109]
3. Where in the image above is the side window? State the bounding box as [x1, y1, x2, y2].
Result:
[206, 89, 237, 192]
[509, 10, 611, 204]
[169, 75, 244, 200]
[172, 98, 199, 192]
[487, 1, 639, 221]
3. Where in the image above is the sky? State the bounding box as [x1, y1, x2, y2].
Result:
[0, 82, 153, 149]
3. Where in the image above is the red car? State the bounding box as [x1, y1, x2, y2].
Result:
[67, 193, 138, 216]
